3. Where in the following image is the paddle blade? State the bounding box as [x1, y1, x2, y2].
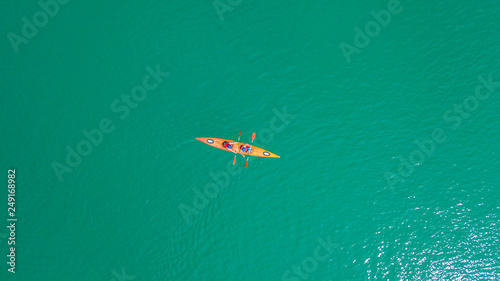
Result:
[233, 155, 236, 165]
[251, 132, 256, 142]
[238, 131, 242, 141]
[245, 159, 248, 168]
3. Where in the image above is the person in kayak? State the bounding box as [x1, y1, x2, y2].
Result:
[240, 145, 252, 153]
[223, 141, 238, 153]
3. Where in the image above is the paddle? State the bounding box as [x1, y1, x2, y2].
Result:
[233, 131, 241, 165]
[245, 132, 256, 168]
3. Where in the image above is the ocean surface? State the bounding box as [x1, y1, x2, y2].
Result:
[1, 0, 499, 280]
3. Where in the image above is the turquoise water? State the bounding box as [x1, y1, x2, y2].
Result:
[2, 0, 499, 280]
